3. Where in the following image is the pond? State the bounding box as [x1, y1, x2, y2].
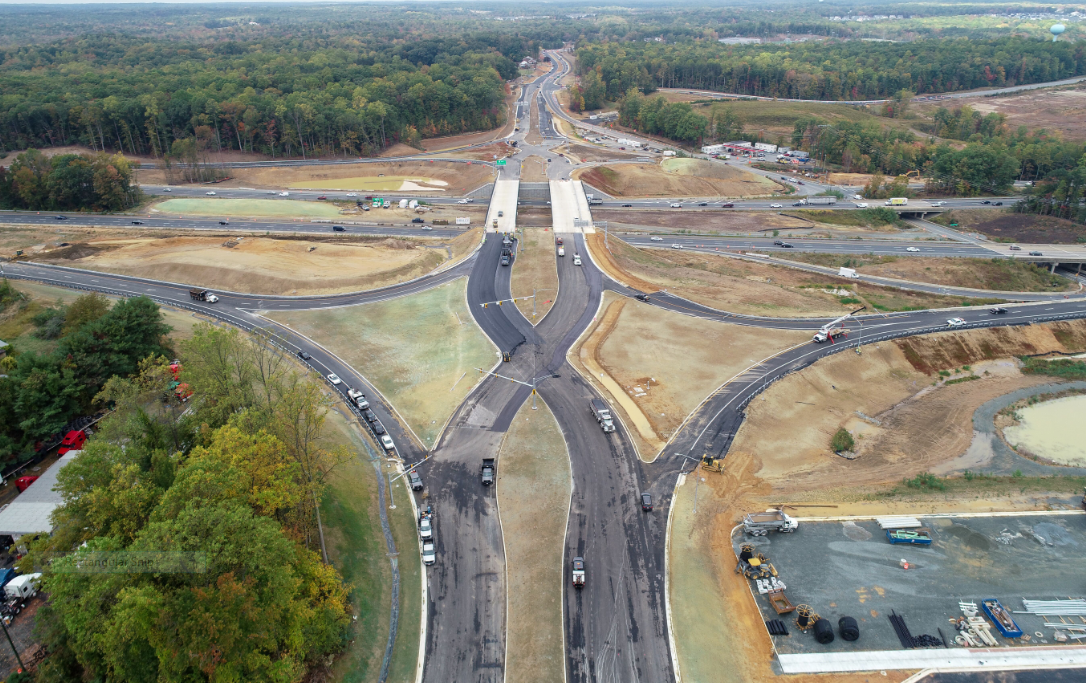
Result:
[1003, 394, 1086, 466]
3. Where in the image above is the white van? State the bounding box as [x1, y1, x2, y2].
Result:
[558, 247, 565, 257]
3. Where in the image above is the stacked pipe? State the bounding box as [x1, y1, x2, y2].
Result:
[1018, 599, 1086, 616]
[889, 610, 915, 649]
[765, 619, 789, 636]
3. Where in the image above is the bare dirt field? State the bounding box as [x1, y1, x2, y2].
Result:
[778, 252, 1078, 292]
[138, 160, 495, 195]
[596, 209, 830, 235]
[669, 320, 1086, 683]
[514, 207, 552, 228]
[588, 235, 1010, 314]
[573, 158, 781, 198]
[520, 156, 549, 182]
[510, 228, 558, 322]
[28, 229, 480, 296]
[553, 143, 636, 163]
[496, 399, 570, 683]
[266, 278, 496, 448]
[569, 291, 808, 458]
[445, 141, 517, 163]
[934, 209, 1086, 244]
[917, 83, 1086, 142]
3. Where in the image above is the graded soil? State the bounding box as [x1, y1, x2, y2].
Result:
[30, 230, 480, 296]
[519, 155, 549, 183]
[668, 320, 1086, 683]
[496, 399, 571, 683]
[917, 83, 1086, 142]
[934, 209, 1086, 244]
[510, 228, 558, 322]
[265, 277, 496, 449]
[573, 158, 781, 198]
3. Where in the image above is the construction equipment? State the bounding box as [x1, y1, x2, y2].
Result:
[701, 454, 725, 473]
[982, 598, 1023, 638]
[813, 306, 865, 344]
[8, 250, 27, 262]
[571, 556, 585, 588]
[743, 509, 799, 536]
[768, 589, 796, 615]
[886, 528, 932, 545]
[795, 604, 820, 632]
[735, 544, 779, 580]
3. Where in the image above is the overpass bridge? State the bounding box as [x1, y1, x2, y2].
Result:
[549, 179, 594, 234]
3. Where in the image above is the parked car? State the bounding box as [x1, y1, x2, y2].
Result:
[422, 540, 436, 565]
[412, 217, 424, 223]
[327, 373, 342, 385]
[947, 318, 966, 327]
[372, 421, 386, 435]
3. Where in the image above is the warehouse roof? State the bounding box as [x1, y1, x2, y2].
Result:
[0, 453, 78, 537]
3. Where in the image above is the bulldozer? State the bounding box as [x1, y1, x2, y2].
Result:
[700, 454, 725, 473]
[8, 250, 28, 263]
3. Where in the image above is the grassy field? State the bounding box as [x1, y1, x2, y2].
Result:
[496, 399, 570, 683]
[266, 278, 496, 448]
[778, 252, 1075, 292]
[153, 198, 345, 218]
[322, 408, 421, 683]
[511, 229, 558, 322]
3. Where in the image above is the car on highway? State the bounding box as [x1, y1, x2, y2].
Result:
[131, 220, 143, 225]
[622, 204, 632, 207]
[792, 202, 805, 206]
[994, 201, 1003, 206]
[989, 307, 1008, 314]
[650, 236, 663, 241]
[855, 202, 869, 208]
[380, 434, 395, 452]
[422, 540, 436, 566]
[1029, 251, 1043, 256]
[421, 226, 432, 230]
[327, 373, 342, 385]
[279, 191, 290, 197]
[635, 293, 650, 302]
[573, 255, 582, 266]
[780, 242, 794, 248]
[457, 199, 469, 204]
[297, 351, 312, 360]
[930, 201, 946, 207]
[641, 493, 653, 511]
[317, 195, 328, 200]
[218, 221, 228, 225]
[698, 202, 708, 206]
[773, 240, 784, 246]
[372, 421, 386, 436]
[333, 225, 345, 232]
[671, 244, 683, 249]
[407, 470, 423, 491]
[981, 200, 991, 205]
[906, 246, 920, 252]
[497, 211, 504, 217]
[346, 193, 357, 197]
[669, 203, 682, 208]
[770, 203, 782, 208]
[362, 408, 377, 422]
[947, 318, 966, 327]
[1009, 245, 1022, 250]
[206, 191, 216, 195]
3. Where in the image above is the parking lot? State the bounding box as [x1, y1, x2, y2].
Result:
[733, 512, 1086, 656]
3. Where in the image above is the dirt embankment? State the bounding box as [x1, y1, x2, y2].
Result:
[935, 209, 1086, 244]
[520, 156, 549, 183]
[573, 158, 781, 198]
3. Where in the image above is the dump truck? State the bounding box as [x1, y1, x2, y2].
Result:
[572, 556, 585, 588]
[589, 399, 615, 433]
[189, 289, 219, 303]
[481, 458, 495, 485]
[743, 509, 799, 536]
[346, 389, 370, 410]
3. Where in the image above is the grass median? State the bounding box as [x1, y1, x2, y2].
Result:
[266, 277, 496, 448]
[511, 228, 559, 322]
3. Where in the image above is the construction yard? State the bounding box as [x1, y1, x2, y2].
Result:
[667, 321, 1086, 682]
[495, 399, 571, 683]
[573, 158, 781, 198]
[26, 229, 481, 296]
[569, 291, 808, 458]
[510, 228, 558, 322]
[265, 278, 495, 448]
[138, 160, 495, 195]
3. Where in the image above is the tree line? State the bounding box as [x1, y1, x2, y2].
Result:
[0, 33, 528, 159]
[0, 150, 138, 211]
[576, 36, 1086, 102]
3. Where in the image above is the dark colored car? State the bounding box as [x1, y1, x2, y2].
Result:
[54, 215, 67, 220]
[372, 421, 386, 436]
[981, 200, 991, 205]
[317, 195, 328, 200]
[412, 217, 424, 223]
[407, 470, 423, 491]
[332, 225, 345, 232]
[641, 493, 653, 511]
[793, 202, 805, 206]
[781, 243, 794, 248]
[362, 409, 377, 423]
[297, 351, 312, 360]
[622, 204, 632, 207]
[132, 220, 143, 225]
[698, 202, 708, 206]
[773, 240, 784, 246]
[218, 221, 228, 225]
[994, 201, 1003, 206]
[989, 307, 1008, 314]
[1029, 251, 1043, 256]
[635, 293, 650, 302]
[721, 202, 735, 208]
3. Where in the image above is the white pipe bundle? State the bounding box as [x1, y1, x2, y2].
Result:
[1018, 599, 1086, 616]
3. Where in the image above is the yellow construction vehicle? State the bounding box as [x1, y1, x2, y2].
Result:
[735, 544, 779, 580]
[8, 250, 27, 263]
[701, 454, 725, 473]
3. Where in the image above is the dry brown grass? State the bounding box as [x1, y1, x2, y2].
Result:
[511, 228, 558, 322]
[573, 159, 780, 198]
[520, 156, 549, 182]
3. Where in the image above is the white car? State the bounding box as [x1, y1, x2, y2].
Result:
[206, 191, 216, 196]
[650, 236, 664, 242]
[853, 194, 863, 200]
[457, 199, 469, 204]
[947, 318, 966, 328]
[906, 246, 920, 252]
[422, 226, 432, 230]
[279, 191, 290, 197]
[770, 203, 782, 208]
[670, 203, 682, 208]
[671, 244, 683, 249]
[163, 187, 172, 192]
[346, 192, 357, 197]
[855, 202, 869, 208]
[573, 255, 582, 266]
[327, 373, 342, 385]
[381, 434, 395, 452]
[422, 540, 436, 565]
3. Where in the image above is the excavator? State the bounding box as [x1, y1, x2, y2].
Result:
[812, 305, 866, 344]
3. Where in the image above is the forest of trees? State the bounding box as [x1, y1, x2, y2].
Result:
[0, 33, 531, 159]
[0, 150, 138, 211]
[576, 36, 1086, 101]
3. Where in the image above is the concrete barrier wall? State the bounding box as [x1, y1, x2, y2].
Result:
[580, 182, 613, 199]
[465, 183, 494, 200]
[518, 182, 551, 202]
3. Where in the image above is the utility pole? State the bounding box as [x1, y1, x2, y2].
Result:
[2, 610, 24, 673]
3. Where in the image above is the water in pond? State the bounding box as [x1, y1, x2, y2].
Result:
[1003, 395, 1086, 466]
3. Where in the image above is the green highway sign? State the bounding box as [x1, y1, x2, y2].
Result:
[496, 159, 507, 166]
